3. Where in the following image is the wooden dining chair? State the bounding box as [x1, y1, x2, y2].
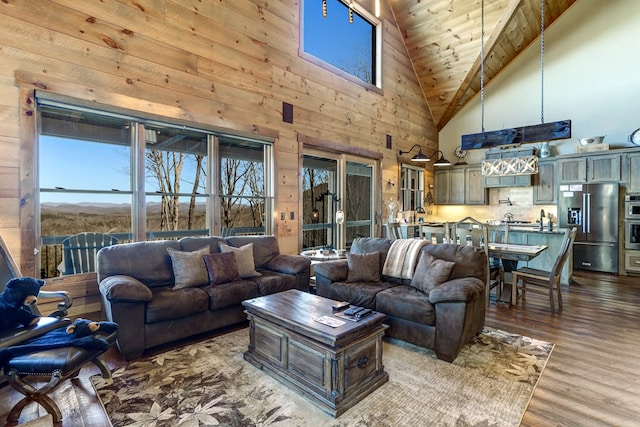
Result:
[452, 224, 502, 306]
[385, 222, 402, 240]
[420, 223, 449, 243]
[511, 227, 578, 313]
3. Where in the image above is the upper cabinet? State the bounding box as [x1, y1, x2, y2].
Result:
[558, 153, 621, 183]
[533, 160, 557, 205]
[625, 152, 640, 193]
[435, 166, 487, 205]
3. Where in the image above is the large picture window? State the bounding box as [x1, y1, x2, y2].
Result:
[302, 0, 381, 88]
[37, 101, 273, 278]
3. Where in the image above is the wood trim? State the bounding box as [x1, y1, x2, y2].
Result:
[297, 133, 383, 160]
[15, 70, 281, 141]
[19, 87, 37, 277]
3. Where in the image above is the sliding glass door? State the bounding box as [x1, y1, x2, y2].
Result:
[302, 152, 376, 251]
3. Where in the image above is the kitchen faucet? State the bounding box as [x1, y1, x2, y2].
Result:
[539, 209, 545, 231]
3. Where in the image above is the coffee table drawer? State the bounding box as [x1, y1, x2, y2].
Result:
[344, 338, 378, 389]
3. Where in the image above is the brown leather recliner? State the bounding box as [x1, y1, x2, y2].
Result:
[314, 237, 486, 362]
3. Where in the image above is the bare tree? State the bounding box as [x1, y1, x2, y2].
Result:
[147, 150, 184, 231]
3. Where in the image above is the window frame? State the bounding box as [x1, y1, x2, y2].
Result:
[34, 96, 274, 277]
[300, 0, 383, 91]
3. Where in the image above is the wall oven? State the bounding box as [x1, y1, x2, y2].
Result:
[625, 195, 640, 250]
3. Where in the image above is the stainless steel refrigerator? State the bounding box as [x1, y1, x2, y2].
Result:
[558, 182, 619, 273]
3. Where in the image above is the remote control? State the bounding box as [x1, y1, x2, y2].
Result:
[344, 306, 363, 316]
[355, 309, 372, 319]
[332, 301, 350, 312]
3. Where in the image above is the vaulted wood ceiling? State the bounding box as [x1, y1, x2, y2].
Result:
[388, 0, 578, 130]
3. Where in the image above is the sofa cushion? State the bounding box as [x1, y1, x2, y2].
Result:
[350, 237, 392, 278]
[328, 281, 397, 309]
[202, 252, 240, 285]
[97, 240, 180, 288]
[375, 285, 435, 325]
[347, 252, 381, 283]
[204, 280, 259, 310]
[220, 243, 261, 278]
[252, 270, 297, 295]
[410, 253, 455, 294]
[167, 246, 211, 289]
[179, 236, 226, 254]
[146, 287, 209, 323]
[226, 235, 279, 268]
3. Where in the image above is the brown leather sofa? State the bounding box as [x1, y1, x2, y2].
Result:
[313, 237, 486, 362]
[97, 235, 310, 360]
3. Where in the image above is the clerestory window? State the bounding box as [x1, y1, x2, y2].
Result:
[302, 0, 382, 88]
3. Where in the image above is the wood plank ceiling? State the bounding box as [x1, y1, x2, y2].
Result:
[388, 0, 578, 130]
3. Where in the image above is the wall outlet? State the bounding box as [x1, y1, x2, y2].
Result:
[290, 212, 295, 220]
[280, 212, 285, 220]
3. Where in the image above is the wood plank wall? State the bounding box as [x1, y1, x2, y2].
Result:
[0, 0, 437, 313]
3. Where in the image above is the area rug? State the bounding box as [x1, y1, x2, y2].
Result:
[91, 326, 553, 427]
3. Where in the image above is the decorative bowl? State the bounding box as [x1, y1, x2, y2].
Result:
[578, 136, 605, 145]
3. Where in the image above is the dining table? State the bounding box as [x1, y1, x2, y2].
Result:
[486, 242, 548, 304]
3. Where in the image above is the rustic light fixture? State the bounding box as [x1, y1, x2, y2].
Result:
[467, 0, 570, 155]
[398, 144, 430, 162]
[432, 151, 452, 167]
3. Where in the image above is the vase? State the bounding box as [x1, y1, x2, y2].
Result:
[540, 142, 551, 158]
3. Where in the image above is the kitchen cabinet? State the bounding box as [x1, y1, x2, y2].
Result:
[625, 152, 640, 193]
[435, 166, 487, 205]
[533, 160, 557, 205]
[465, 167, 487, 204]
[558, 154, 621, 183]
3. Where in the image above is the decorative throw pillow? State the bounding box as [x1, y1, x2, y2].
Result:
[167, 245, 210, 290]
[219, 243, 262, 278]
[202, 252, 240, 285]
[347, 252, 381, 283]
[410, 253, 455, 294]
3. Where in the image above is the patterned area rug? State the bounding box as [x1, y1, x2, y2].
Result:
[91, 326, 553, 427]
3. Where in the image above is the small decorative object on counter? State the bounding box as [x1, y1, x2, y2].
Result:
[539, 141, 551, 158]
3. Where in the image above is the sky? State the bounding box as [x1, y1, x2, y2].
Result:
[303, 0, 373, 83]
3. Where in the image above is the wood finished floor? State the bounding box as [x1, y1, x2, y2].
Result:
[1, 270, 638, 426]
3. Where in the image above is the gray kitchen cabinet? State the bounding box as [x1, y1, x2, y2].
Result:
[558, 154, 621, 183]
[626, 152, 640, 193]
[533, 160, 557, 205]
[435, 166, 487, 205]
[434, 169, 450, 205]
[465, 167, 487, 205]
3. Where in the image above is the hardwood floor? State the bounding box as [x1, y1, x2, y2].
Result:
[1, 270, 638, 426]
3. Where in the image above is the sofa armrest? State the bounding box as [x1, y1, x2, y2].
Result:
[99, 275, 153, 303]
[428, 277, 484, 304]
[313, 260, 349, 282]
[266, 254, 311, 275]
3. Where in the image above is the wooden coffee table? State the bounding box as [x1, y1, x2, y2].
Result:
[242, 289, 388, 417]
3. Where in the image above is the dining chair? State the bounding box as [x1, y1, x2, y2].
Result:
[511, 227, 578, 313]
[385, 222, 402, 240]
[451, 224, 502, 306]
[420, 223, 449, 243]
